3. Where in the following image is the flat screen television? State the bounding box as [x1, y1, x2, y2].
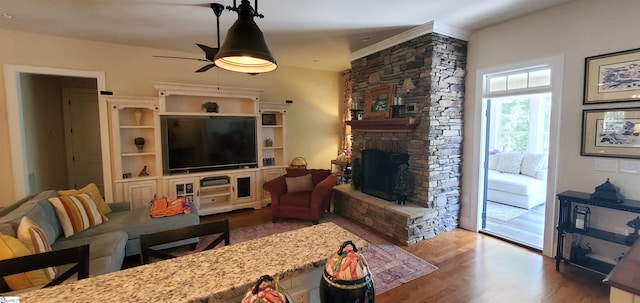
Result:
[161, 115, 258, 174]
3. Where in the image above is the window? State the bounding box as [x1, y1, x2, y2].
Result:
[485, 66, 553, 154]
[486, 67, 551, 94]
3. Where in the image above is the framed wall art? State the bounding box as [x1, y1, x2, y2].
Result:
[582, 108, 640, 159]
[364, 84, 396, 119]
[261, 113, 276, 125]
[584, 48, 640, 104]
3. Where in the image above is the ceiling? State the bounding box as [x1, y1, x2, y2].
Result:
[0, 0, 571, 72]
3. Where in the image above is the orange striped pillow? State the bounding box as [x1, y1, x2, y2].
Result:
[16, 217, 57, 280]
[48, 194, 108, 237]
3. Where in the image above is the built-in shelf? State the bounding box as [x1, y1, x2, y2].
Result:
[122, 152, 155, 157]
[120, 125, 155, 129]
[347, 117, 420, 132]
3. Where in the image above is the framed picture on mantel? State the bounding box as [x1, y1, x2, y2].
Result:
[364, 85, 396, 119]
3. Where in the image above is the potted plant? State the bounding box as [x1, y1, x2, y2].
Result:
[201, 101, 219, 113]
[351, 158, 361, 190]
[393, 164, 414, 205]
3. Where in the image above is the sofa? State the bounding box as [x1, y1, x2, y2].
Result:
[0, 188, 199, 292]
[487, 152, 547, 209]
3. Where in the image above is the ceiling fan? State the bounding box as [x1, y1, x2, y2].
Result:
[153, 3, 224, 73]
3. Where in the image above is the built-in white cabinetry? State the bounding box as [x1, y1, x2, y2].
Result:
[154, 83, 264, 215]
[163, 170, 258, 216]
[107, 83, 288, 215]
[122, 180, 157, 210]
[107, 96, 161, 210]
[261, 167, 286, 205]
[258, 102, 289, 205]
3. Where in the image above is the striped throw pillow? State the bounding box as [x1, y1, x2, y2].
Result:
[16, 216, 57, 280]
[48, 194, 108, 237]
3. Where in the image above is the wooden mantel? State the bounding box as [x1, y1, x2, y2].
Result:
[347, 117, 421, 132]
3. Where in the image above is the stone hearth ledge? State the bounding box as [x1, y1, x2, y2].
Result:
[19, 222, 368, 303]
[332, 184, 438, 245]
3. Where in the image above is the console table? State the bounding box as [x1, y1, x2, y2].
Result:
[555, 190, 640, 274]
[19, 222, 368, 303]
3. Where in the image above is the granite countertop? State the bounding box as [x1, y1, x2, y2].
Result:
[19, 222, 368, 303]
[604, 238, 640, 296]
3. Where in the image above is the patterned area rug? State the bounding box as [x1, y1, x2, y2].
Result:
[185, 213, 437, 295]
[486, 201, 530, 221]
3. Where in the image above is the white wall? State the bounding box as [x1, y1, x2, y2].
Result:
[0, 29, 341, 206]
[19, 74, 68, 193]
[461, 0, 640, 234]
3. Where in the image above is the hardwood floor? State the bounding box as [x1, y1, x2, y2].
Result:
[483, 203, 545, 250]
[203, 207, 610, 303]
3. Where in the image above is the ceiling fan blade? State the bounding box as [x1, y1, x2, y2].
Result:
[195, 64, 216, 73]
[153, 55, 210, 62]
[196, 43, 218, 61]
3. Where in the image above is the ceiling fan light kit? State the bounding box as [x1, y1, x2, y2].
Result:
[214, 0, 277, 73]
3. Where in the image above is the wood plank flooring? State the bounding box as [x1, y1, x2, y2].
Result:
[203, 207, 610, 303]
[483, 203, 545, 250]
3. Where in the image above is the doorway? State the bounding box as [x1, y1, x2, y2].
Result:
[482, 91, 551, 250]
[3, 65, 112, 201]
[473, 55, 564, 256]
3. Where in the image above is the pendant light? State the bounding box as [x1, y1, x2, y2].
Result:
[214, 0, 277, 73]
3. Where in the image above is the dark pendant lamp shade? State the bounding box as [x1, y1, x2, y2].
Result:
[214, 0, 277, 73]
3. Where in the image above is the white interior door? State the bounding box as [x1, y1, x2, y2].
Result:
[62, 88, 104, 193]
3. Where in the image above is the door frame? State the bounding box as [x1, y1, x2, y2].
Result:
[3, 64, 112, 202]
[468, 54, 564, 257]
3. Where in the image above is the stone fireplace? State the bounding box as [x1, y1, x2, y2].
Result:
[333, 29, 467, 244]
[361, 149, 408, 201]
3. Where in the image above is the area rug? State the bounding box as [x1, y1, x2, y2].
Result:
[486, 200, 529, 221]
[185, 213, 437, 295]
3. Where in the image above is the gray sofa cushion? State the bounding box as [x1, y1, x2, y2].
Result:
[61, 203, 199, 256]
[56, 255, 125, 279]
[53, 230, 128, 277]
[0, 191, 61, 242]
[0, 190, 58, 224]
[0, 223, 13, 237]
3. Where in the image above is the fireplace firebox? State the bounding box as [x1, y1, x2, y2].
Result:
[361, 149, 408, 201]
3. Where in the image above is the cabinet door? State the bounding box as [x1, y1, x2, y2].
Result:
[233, 172, 256, 204]
[262, 168, 285, 202]
[124, 180, 157, 209]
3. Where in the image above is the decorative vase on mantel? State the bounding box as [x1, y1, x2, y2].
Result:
[134, 137, 145, 152]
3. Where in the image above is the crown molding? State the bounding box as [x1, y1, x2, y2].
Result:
[349, 21, 470, 62]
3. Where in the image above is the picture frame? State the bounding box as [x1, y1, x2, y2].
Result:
[364, 85, 396, 119]
[584, 48, 640, 104]
[406, 103, 418, 114]
[261, 113, 277, 125]
[581, 108, 640, 159]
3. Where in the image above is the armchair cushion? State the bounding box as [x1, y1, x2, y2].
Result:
[280, 191, 312, 207]
[286, 168, 332, 186]
[285, 174, 313, 193]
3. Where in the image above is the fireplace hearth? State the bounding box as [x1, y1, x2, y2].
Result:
[361, 149, 408, 201]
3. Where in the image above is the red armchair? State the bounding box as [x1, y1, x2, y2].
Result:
[263, 168, 337, 224]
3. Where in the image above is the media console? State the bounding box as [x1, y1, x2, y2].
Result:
[108, 83, 289, 215]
